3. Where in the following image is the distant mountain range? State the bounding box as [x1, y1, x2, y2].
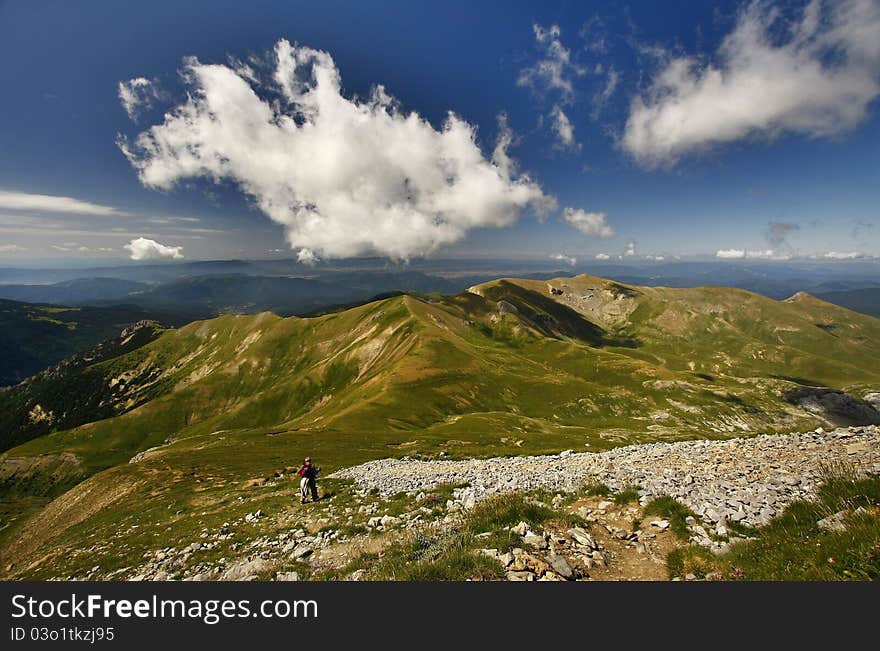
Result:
[815, 288, 880, 318]
[2, 257, 878, 307]
[2, 261, 878, 389]
[0, 272, 468, 318]
[3, 257, 879, 296]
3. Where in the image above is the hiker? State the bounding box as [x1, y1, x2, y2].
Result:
[298, 457, 320, 503]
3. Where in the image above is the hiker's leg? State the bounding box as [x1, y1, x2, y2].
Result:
[300, 479, 308, 502]
[310, 479, 318, 501]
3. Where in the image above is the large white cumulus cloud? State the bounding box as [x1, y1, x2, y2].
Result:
[623, 0, 880, 167]
[118, 40, 554, 262]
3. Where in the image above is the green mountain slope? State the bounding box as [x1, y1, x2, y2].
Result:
[0, 299, 164, 386]
[1, 274, 879, 577]
[0, 320, 166, 451]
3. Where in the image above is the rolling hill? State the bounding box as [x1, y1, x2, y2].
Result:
[1, 274, 879, 578]
[0, 272, 468, 386]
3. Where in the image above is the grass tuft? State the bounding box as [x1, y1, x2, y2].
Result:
[578, 482, 612, 498]
[643, 495, 696, 541]
[613, 485, 641, 505]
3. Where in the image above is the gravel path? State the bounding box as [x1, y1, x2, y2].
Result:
[331, 426, 880, 532]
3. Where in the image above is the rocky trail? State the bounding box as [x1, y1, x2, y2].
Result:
[332, 426, 880, 550]
[19, 426, 879, 582]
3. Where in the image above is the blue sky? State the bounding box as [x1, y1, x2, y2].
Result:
[0, 0, 878, 264]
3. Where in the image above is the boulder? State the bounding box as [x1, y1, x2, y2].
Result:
[506, 570, 535, 581]
[276, 571, 300, 581]
[567, 527, 597, 549]
[290, 547, 313, 561]
[220, 558, 271, 581]
[545, 553, 575, 580]
[817, 510, 847, 532]
[522, 532, 544, 548]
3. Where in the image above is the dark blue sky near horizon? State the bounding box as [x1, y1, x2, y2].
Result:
[0, 0, 878, 265]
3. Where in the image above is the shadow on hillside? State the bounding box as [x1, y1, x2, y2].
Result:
[770, 374, 825, 387]
[783, 386, 880, 426]
[480, 281, 641, 349]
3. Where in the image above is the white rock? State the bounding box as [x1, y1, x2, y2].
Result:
[276, 571, 300, 581]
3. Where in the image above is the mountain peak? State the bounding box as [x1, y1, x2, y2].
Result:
[785, 291, 816, 302]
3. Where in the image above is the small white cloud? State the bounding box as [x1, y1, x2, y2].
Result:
[563, 208, 614, 238]
[823, 250, 866, 259]
[124, 237, 184, 260]
[147, 215, 202, 225]
[624, 240, 637, 256]
[120, 40, 553, 262]
[518, 24, 585, 102]
[0, 190, 124, 215]
[579, 16, 609, 54]
[0, 243, 27, 253]
[591, 66, 619, 119]
[715, 248, 794, 260]
[623, 0, 880, 167]
[645, 254, 665, 261]
[747, 249, 791, 260]
[594, 252, 611, 260]
[716, 248, 746, 259]
[118, 77, 164, 121]
[550, 104, 579, 150]
[550, 252, 577, 266]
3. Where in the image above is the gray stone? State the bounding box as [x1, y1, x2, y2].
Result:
[506, 570, 535, 581]
[567, 527, 597, 549]
[276, 571, 300, 581]
[220, 558, 271, 581]
[522, 533, 544, 548]
[290, 547, 313, 561]
[816, 510, 847, 532]
[546, 553, 575, 579]
[538, 571, 564, 581]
